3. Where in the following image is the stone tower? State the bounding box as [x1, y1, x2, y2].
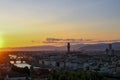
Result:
[67, 42, 70, 53]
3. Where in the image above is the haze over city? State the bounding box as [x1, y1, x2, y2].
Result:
[0, 0, 120, 48]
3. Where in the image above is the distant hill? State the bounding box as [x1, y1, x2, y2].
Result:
[4, 44, 85, 51]
[80, 42, 120, 51]
[3, 42, 120, 51]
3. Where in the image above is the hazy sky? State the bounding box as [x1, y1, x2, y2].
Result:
[0, 0, 120, 48]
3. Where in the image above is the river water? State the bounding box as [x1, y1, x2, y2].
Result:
[9, 55, 30, 68]
[9, 55, 40, 69]
[10, 61, 31, 68]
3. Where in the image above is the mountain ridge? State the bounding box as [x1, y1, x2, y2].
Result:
[3, 42, 120, 51]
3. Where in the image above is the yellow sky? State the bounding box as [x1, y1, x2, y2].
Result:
[0, 0, 120, 48]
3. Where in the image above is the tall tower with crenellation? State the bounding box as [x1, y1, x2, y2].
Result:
[106, 44, 114, 56]
[67, 42, 70, 54]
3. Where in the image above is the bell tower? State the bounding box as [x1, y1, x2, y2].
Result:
[67, 42, 70, 53]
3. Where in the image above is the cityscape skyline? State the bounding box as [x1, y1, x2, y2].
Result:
[0, 0, 120, 48]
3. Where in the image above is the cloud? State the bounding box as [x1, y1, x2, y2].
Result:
[46, 38, 63, 42]
[96, 40, 120, 43]
[31, 40, 40, 43]
[43, 38, 120, 45]
[43, 38, 94, 44]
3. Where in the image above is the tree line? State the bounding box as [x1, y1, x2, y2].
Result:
[48, 70, 107, 80]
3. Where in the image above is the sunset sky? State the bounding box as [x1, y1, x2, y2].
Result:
[0, 0, 120, 48]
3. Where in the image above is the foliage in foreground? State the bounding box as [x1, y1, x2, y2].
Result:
[48, 70, 107, 80]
